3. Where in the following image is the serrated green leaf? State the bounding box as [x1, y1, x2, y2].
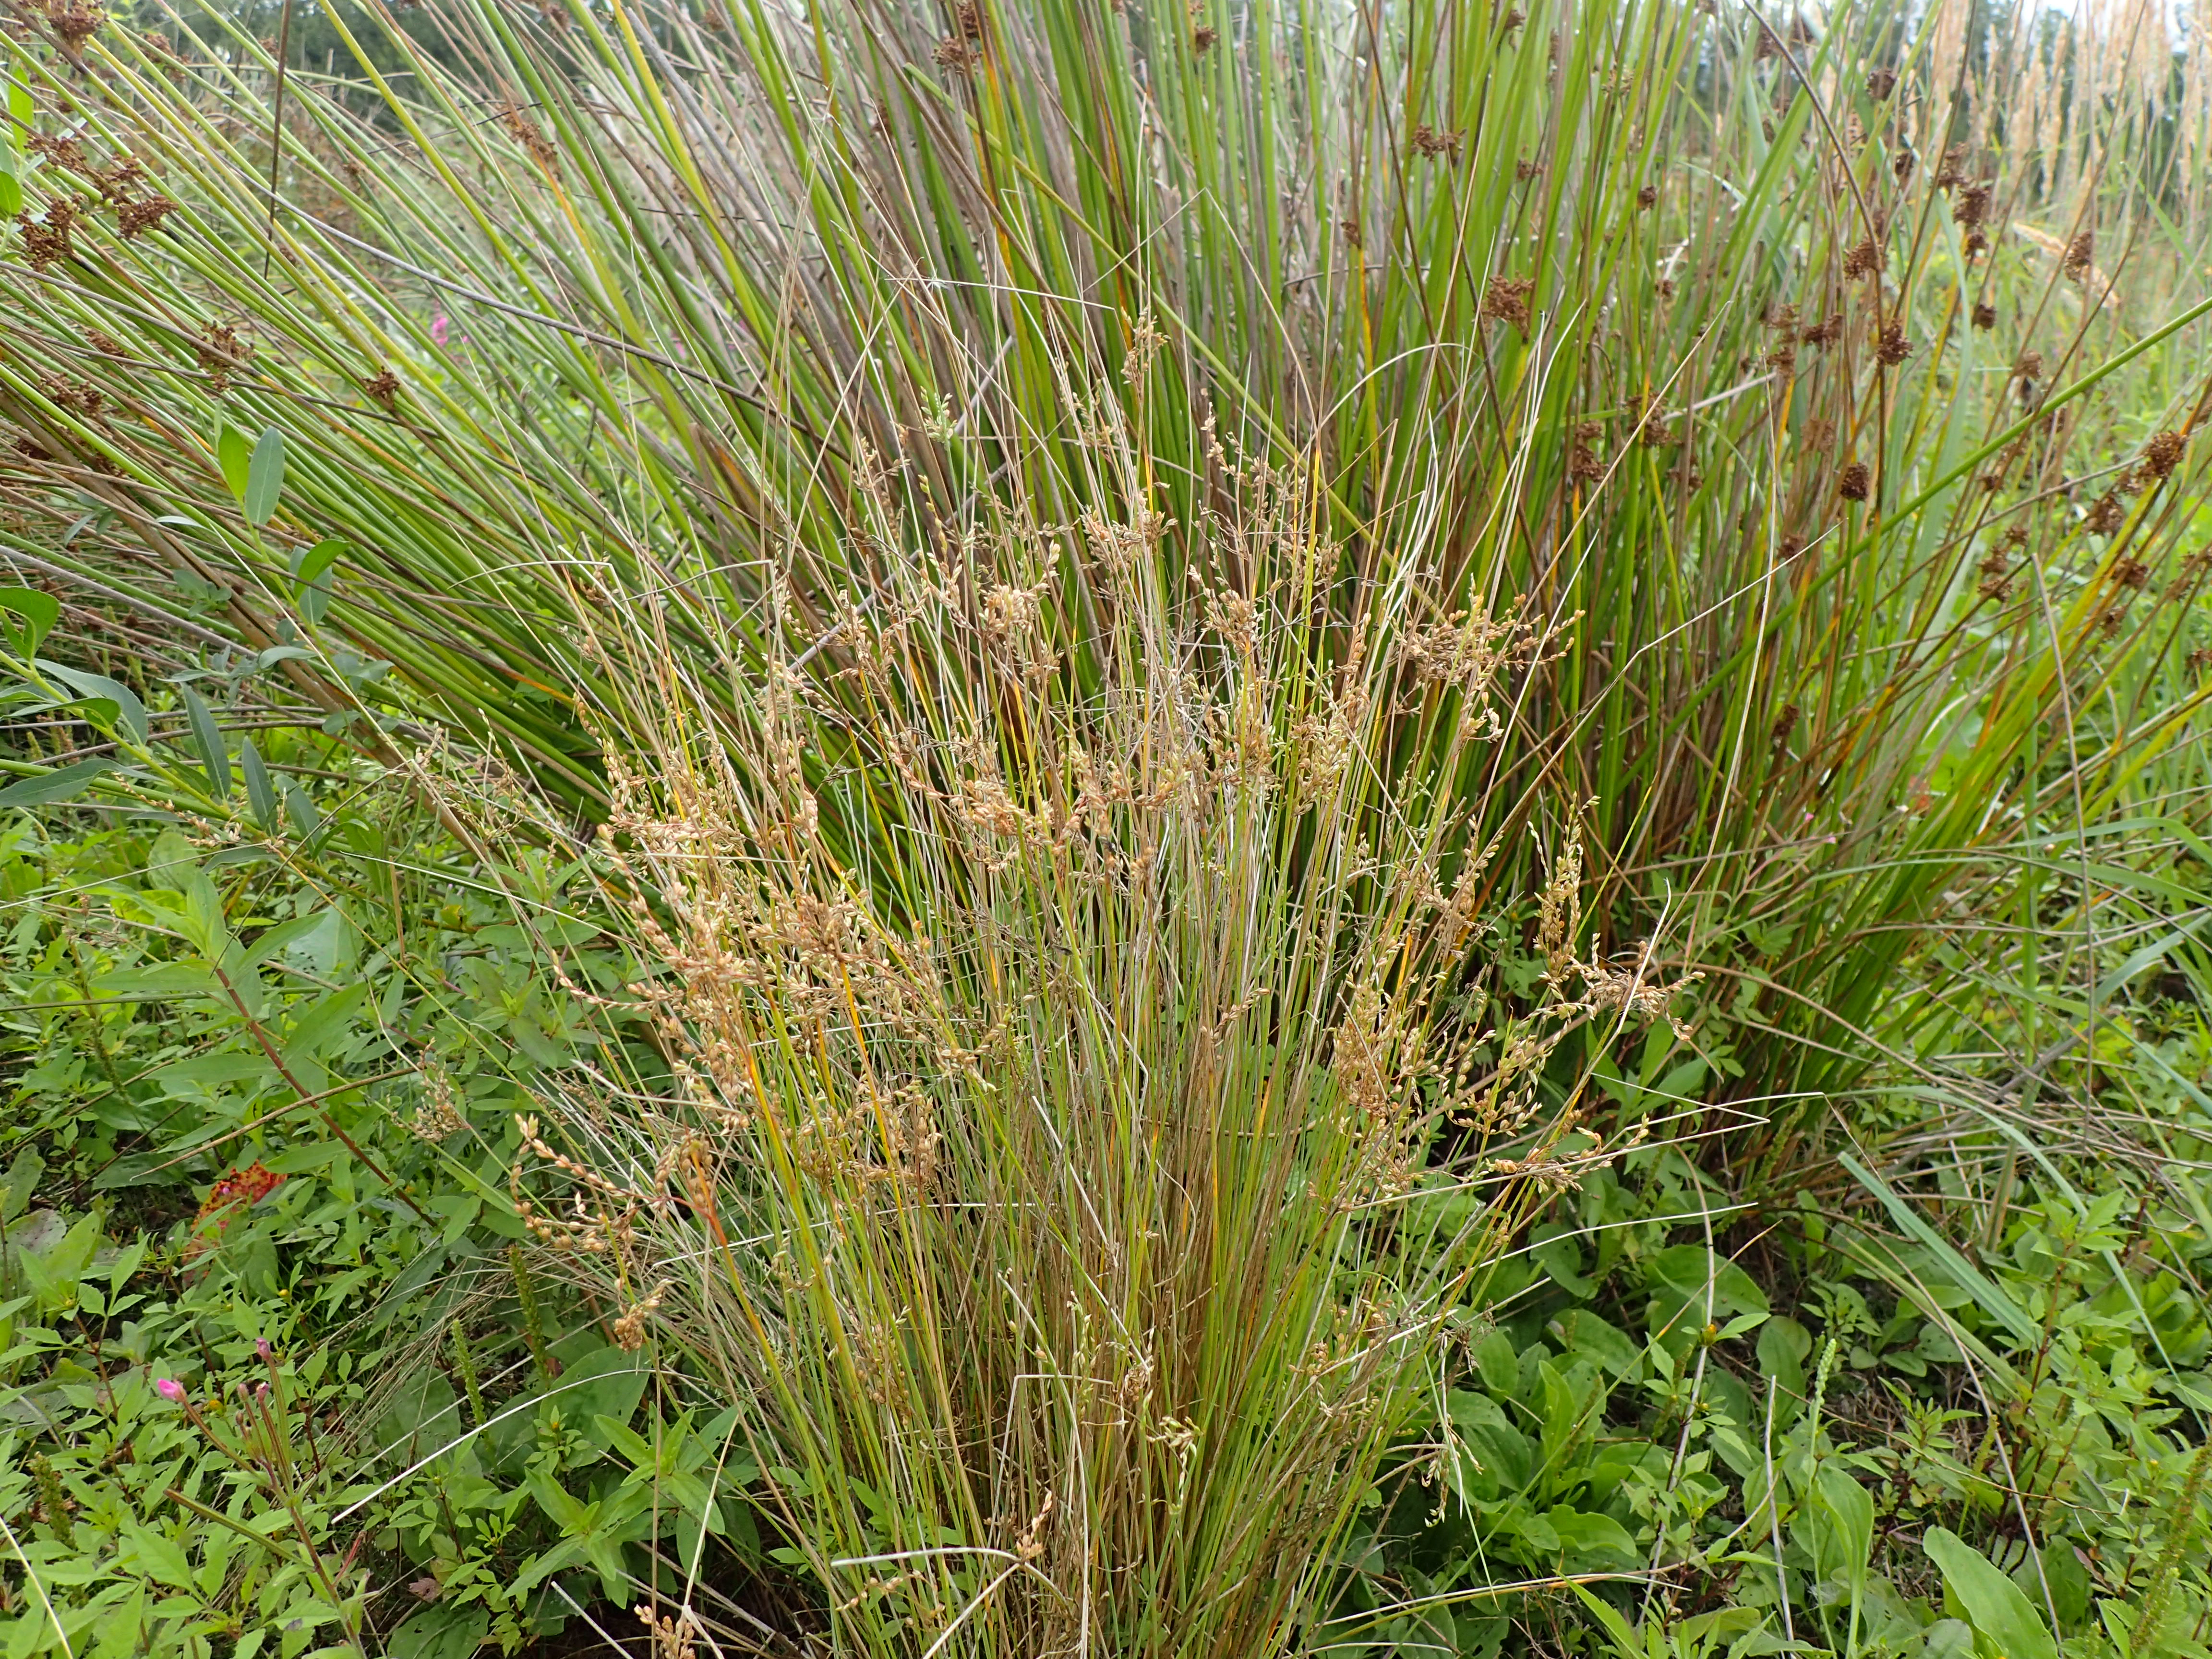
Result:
[243, 427, 286, 525]
[182, 685, 231, 794]
[241, 734, 278, 829]
[0, 758, 118, 806]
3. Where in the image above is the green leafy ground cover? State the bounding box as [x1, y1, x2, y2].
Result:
[2, 759, 2209, 1656]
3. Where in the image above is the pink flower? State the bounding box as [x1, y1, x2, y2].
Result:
[156, 1378, 185, 1403]
[256, 1338, 273, 1360]
[430, 313, 449, 347]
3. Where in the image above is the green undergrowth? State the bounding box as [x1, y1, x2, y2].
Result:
[0, 788, 788, 1658]
[2, 781, 2210, 1656]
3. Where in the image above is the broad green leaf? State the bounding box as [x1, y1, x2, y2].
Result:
[2, 1146, 41, 1220]
[217, 422, 252, 500]
[240, 735, 278, 829]
[1795, 1465, 1874, 1592]
[243, 427, 286, 525]
[182, 685, 230, 794]
[1543, 1505, 1638, 1566]
[292, 537, 345, 624]
[1923, 1527, 2057, 1659]
[121, 1523, 195, 1590]
[285, 780, 322, 835]
[0, 757, 118, 806]
[36, 661, 148, 743]
[0, 586, 58, 657]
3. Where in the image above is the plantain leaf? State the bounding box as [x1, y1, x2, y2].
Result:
[0, 758, 119, 807]
[216, 422, 252, 500]
[240, 735, 279, 830]
[243, 427, 286, 525]
[1923, 1528, 2057, 1659]
[182, 685, 231, 794]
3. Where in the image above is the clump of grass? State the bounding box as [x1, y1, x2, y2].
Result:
[503, 429, 1689, 1652]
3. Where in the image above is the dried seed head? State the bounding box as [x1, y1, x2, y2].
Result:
[1971, 301, 1996, 330]
[1873, 318, 1911, 366]
[1515, 157, 1541, 181]
[116, 196, 179, 239]
[1933, 145, 1968, 189]
[2084, 493, 2126, 535]
[1411, 124, 1463, 160]
[1838, 462, 1871, 502]
[1866, 67, 1897, 99]
[363, 367, 402, 409]
[18, 200, 76, 272]
[39, 375, 103, 420]
[2113, 557, 2150, 590]
[1635, 183, 1657, 209]
[1191, 23, 1218, 52]
[1800, 312, 1843, 348]
[2140, 430, 2186, 481]
[1770, 703, 1800, 746]
[2013, 350, 2044, 382]
[1892, 148, 1914, 183]
[1842, 239, 1881, 280]
[2063, 231, 2094, 280]
[1480, 275, 1534, 328]
[43, 0, 103, 47]
[1953, 183, 1991, 229]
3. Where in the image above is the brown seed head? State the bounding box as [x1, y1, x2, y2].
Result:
[1971, 301, 1996, 330]
[1411, 124, 1463, 160]
[1635, 183, 1657, 209]
[1481, 275, 1534, 329]
[18, 200, 77, 272]
[2063, 231, 2094, 280]
[2084, 493, 2126, 535]
[1191, 24, 1218, 52]
[1837, 462, 1871, 502]
[116, 196, 179, 239]
[1842, 239, 1881, 280]
[1874, 318, 1911, 366]
[1866, 67, 1897, 99]
[2140, 430, 2186, 481]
